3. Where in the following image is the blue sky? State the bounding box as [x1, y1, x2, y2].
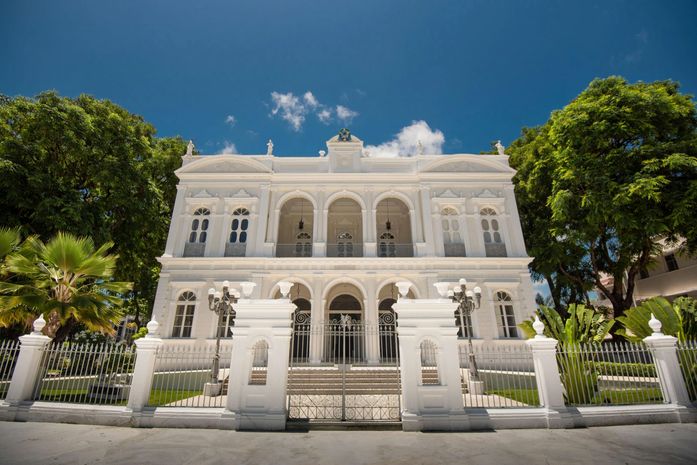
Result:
[2, 0, 697, 156]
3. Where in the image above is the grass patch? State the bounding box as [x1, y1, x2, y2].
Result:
[148, 389, 201, 406]
[486, 389, 539, 406]
[592, 388, 663, 405]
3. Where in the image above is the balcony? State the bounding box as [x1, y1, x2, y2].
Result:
[326, 243, 364, 257]
[444, 243, 467, 257]
[183, 242, 205, 257]
[377, 243, 414, 258]
[225, 243, 247, 257]
[276, 243, 313, 258]
[485, 243, 507, 257]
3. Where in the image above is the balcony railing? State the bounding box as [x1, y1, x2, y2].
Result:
[485, 242, 507, 257]
[225, 243, 247, 257]
[276, 244, 313, 258]
[377, 243, 414, 257]
[327, 243, 364, 257]
[444, 243, 467, 257]
[183, 242, 205, 257]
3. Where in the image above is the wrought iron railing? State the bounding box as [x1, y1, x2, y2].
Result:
[484, 242, 507, 257]
[444, 243, 467, 257]
[326, 244, 363, 257]
[148, 344, 232, 408]
[377, 243, 414, 257]
[556, 342, 663, 406]
[458, 344, 539, 408]
[32, 343, 136, 405]
[677, 340, 697, 401]
[183, 242, 206, 257]
[0, 339, 20, 400]
[275, 243, 313, 257]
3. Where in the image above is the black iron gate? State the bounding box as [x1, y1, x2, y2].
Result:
[287, 314, 401, 422]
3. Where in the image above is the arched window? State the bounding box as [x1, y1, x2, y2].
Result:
[189, 208, 210, 243]
[173, 291, 196, 338]
[480, 208, 507, 257]
[337, 232, 354, 257]
[216, 307, 236, 338]
[495, 291, 518, 338]
[184, 208, 210, 257]
[226, 208, 250, 257]
[420, 339, 439, 385]
[442, 207, 466, 257]
[378, 232, 396, 257]
[249, 340, 269, 385]
[295, 232, 312, 257]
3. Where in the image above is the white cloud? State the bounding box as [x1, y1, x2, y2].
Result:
[303, 91, 319, 108]
[225, 115, 236, 127]
[269, 91, 360, 130]
[317, 108, 332, 124]
[270, 91, 306, 131]
[365, 121, 445, 158]
[336, 105, 358, 124]
[221, 141, 238, 154]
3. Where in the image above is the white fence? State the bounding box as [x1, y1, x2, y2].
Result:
[0, 340, 20, 400]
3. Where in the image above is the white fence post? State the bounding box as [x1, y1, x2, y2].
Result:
[127, 319, 164, 412]
[393, 287, 466, 431]
[643, 315, 694, 422]
[526, 316, 577, 428]
[223, 282, 295, 431]
[5, 315, 50, 404]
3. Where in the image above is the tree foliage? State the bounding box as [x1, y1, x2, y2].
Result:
[615, 296, 697, 342]
[508, 77, 697, 316]
[519, 303, 614, 345]
[0, 92, 185, 326]
[0, 232, 132, 341]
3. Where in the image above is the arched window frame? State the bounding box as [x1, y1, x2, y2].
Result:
[378, 232, 396, 257]
[173, 291, 196, 338]
[419, 339, 440, 385]
[495, 291, 518, 338]
[189, 208, 211, 244]
[442, 207, 466, 257]
[295, 232, 312, 257]
[480, 207, 507, 257]
[229, 207, 250, 244]
[249, 339, 269, 385]
[336, 231, 354, 257]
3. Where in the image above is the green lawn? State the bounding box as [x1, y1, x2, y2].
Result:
[486, 389, 540, 406]
[591, 388, 664, 405]
[147, 389, 202, 406]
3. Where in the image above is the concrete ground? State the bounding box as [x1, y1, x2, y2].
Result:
[1, 422, 695, 465]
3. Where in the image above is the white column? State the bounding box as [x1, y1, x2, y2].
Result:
[224, 297, 295, 431]
[127, 320, 164, 411]
[504, 185, 527, 257]
[643, 317, 693, 422]
[207, 200, 226, 257]
[164, 186, 187, 257]
[255, 184, 271, 256]
[309, 280, 324, 364]
[393, 295, 468, 431]
[419, 187, 435, 256]
[5, 316, 51, 403]
[364, 280, 379, 364]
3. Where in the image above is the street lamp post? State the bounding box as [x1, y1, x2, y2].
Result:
[205, 280, 238, 396]
[448, 278, 482, 382]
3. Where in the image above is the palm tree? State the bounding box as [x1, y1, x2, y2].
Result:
[0, 232, 132, 341]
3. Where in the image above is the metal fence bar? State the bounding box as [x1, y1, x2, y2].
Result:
[459, 344, 539, 408]
[147, 344, 232, 408]
[677, 340, 697, 402]
[0, 340, 21, 400]
[31, 342, 136, 405]
[556, 342, 663, 407]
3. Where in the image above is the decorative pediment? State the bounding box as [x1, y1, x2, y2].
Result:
[476, 189, 499, 198]
[191, 189, 213, 198]
[421, 156, 513, 174]
[437, 189, 459, 198]
[176, 155, 272, 175]
[231, 189, 252, 198]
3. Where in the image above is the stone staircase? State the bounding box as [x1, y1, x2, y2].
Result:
[287, 367, 401, 395]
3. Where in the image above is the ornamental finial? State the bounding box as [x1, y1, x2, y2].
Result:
[532, 314, 545, 338]
[648, 313, 663, 336]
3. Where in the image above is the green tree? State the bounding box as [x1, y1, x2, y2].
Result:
[0, 232, 132, 341]
[0, 92, 185, 326]
[616, 296, 697, 342]
[508, 77, 697, 317]
[519, 304, 615, 345]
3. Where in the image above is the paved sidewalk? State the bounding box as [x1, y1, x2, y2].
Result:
[1, 421, 695, 465]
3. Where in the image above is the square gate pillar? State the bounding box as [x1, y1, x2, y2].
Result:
[393, 297, 469, 431]
[223, 297, 295, 431]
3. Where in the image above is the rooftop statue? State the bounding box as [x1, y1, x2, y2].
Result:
[266, 139, 274, 155]
[495, 140, 505, 156]
[338, 128, 352, 142]
[185, 140, 195, 156]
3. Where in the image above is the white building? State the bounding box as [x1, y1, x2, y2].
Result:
[150, 130, 537, 362]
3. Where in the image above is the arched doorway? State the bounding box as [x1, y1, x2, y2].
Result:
[325, 283, 365, 362]
[327, 198, 363, 257]
[275, 282, 313, 363]
[376, 198, 413, 257]
[377, 283, 413, 362]
[277, 197, 314, 257]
